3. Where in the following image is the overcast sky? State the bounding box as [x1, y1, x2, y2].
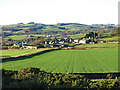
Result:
[0, 0, 119, 25]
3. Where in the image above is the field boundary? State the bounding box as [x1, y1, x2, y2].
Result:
[63, 47, 116, 50]
[2, 68, 120, 79]
[71, 72, 120, 79]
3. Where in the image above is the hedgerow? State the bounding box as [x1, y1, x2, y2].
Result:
[2, 67, 120, 89]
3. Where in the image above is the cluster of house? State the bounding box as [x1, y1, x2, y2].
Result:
[12, 36, 119, 49]
[13, 41, 39, 49]
[43, 38, 90, 48]
[12, 37, 96, 49]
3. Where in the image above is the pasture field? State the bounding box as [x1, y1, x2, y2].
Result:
[75, 43, 118, 47]
[41, 26, 64, 31]
[31, 34, 50, 37]
[101, 36, 118, 41]
[2, 48, 118, 73]
[13, 30, 25, 33]
[8, 35, 28, 40]
[103, 32, 112, 36]
[2, 48, 50, 57]
[41, 28, 64, 31]
[67, 34, 85, 38]
[64, 25, 88, 31]
[8, 34, 51, 40]
[3, 31, 11, 33]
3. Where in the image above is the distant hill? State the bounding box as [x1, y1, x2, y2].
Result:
[2, 22, 118, 36]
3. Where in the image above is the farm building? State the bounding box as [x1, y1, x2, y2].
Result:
[49, 41, 54, 44]
[45, 41, 48, 45]
[59, 41, 64, 44]
[67, 38, 74, 43]
[52, 40, 59, 44]
[13, 43, 18, 46]
[22, 45, 37, 49]
[79, 38, 87, 44]
[74, 39, 79, 43]
[89, 42, 95, 44]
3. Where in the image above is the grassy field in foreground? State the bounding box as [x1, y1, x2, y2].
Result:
[2, 48, 118, 73]
[2, 48, 50, 57]
[75, 43, 118, 47]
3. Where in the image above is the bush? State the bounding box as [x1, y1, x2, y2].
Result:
[2, 67, 120, 89]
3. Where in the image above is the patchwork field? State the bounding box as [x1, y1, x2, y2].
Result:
[2, 48, 118, 73]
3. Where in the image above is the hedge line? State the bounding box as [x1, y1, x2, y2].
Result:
[2, 67, 120, 89]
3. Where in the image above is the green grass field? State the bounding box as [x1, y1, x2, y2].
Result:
[101, 36, 118, 41]
[67, 34, 85, 38]
[41, 28, 64, 31]
[75, 43, 118, 47]
[8, 34, 51, 40]
[2, 48, 50, 57]
[13, 30, 25, 33]
[8, 35, 29, 40]
[2, 48, 118, 73]
[31, 34, 50, 37]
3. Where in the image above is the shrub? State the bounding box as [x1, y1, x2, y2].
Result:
[2, 67, 120, 89]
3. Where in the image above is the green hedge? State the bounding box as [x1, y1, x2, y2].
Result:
[2, 67, 120, 89]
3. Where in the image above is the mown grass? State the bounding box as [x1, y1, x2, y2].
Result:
[2, 48, 118, 73]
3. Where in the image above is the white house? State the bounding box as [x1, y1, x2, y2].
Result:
[49, 41, 54, 44]
[59, 41, 64, 44]
[13, 43, 18, 46]
[74, 39, 79, 43]
[45, 41, 47, 45]
[22, 46, 37, 49]
[79, 39, 86, 44]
